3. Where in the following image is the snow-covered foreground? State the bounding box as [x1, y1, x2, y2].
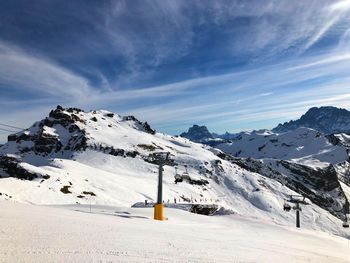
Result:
[1, 201, 349, 263]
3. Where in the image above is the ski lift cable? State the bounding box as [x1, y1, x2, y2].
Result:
[0, 122, 24, 130]
[0, 130, 13, 134]
[0, 127, 18, 133]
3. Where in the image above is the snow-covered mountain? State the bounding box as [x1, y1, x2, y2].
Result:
[217, 127, 348, 166]
[0, 106, 349, 237]
[216, 127, 350, 220]
[327, 133, 350, 148]
[274, 106, 350, 134]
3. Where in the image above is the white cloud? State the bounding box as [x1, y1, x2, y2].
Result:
[109, 50, 350, 134]
[285, 52, 350, 71]
[0, 42, 95, 98]
[329, 0, 350, 12]
[2, 1, 350, 139]
[303, 16, 341, 51]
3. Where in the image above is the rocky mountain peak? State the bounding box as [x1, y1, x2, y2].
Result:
[3, 105, 156, 158]
[180, 124, 213, 142]
[273, 106, 350, 134]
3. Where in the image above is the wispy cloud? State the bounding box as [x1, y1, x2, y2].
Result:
[1, 1, 350, 141]
[286, 52, 350, 71]
[302, 0, 350, 51]
[2, 40, 350, 140]
[111, 50, 350, 134]
[0, 42, 95, 98]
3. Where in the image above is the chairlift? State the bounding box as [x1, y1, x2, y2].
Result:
[283, 202, 291, 212]
[174, 176, 183, 183]
[174, 166, 180, 176]
[182, 165, 191, 180]
[288, 195, 308, 205]
[174, 166, 183, 183]
[182, 171, 189, 176]
[183, 165, 189, 174]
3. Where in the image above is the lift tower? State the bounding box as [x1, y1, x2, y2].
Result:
[283, 194, 308, 228]
[154, 152, 170, 221]
[343, 200, 350, 228]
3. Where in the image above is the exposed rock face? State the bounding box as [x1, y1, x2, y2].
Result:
[180, 125, 214, 142]
[180, 125, 238, 146]
[122, 116, 156, 135]
[273, 106, 350, 134]
[326, 134, 350, 150]
[0, 155, 37, 180]
[190, 204, 218, 215]
[0, 106, 158, 180]
[217, 151, 348, 220]
[5, 106, 88, 156]
[143, 122, 156, 135]
[1, 106, 157, 158]
[218, 132, 239, 140]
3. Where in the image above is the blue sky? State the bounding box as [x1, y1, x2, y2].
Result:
[1, 0, 350, 142]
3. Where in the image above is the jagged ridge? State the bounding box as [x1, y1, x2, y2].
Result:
[274, 106, 350, 134]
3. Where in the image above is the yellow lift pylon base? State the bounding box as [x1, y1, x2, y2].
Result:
[154, 203, 165, 220]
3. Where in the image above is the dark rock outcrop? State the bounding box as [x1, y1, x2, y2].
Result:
[0, 155, 37, 180]
[180, 125, 235, 146]
[180, 125, 214, 142]
[143, 122, 156, 135]
[217, 151, 348, 220]
[274, 106, 350, 134]
[190, 204, 218, 215]
[6, 106, 88, 155]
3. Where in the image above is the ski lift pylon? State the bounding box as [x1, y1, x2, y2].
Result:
[343, 213, 349, 228]
[282, 194, 308, 228]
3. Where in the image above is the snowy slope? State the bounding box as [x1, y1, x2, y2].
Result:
[1, 201, 349, 263]
[328, 133, 350, 148]
[0, 106, 348, 238]
[216, 128, 350, 222]
[216, 127, 348, 167]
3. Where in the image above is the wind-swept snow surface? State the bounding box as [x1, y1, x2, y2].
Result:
[0, 201, 349, 263]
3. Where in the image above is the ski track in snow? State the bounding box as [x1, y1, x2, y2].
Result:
[0, 201, 349, 263]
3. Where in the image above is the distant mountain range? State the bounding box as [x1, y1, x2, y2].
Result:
[180, 125, 237, 146]
[216, 127, 348, 165]
[180, 125, 214, 142]
[273, 106, 350, 134]
[181, 106, 350, 145]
